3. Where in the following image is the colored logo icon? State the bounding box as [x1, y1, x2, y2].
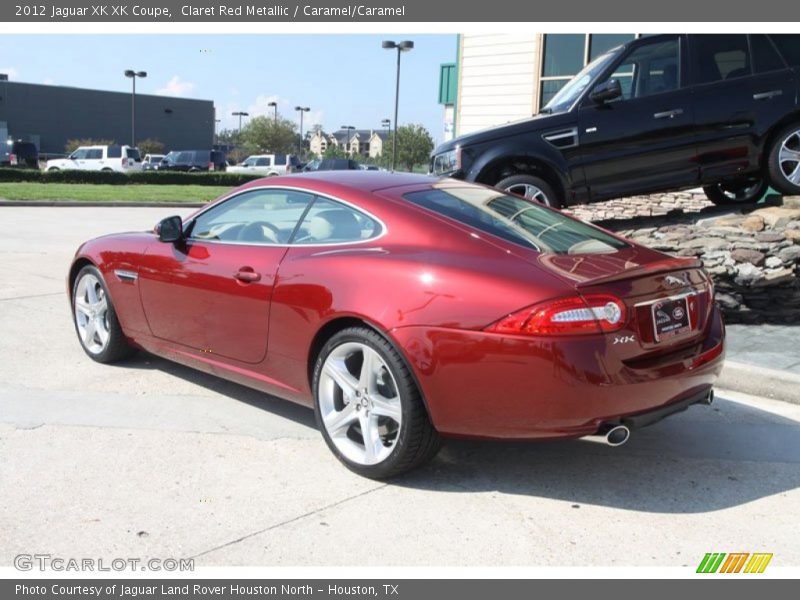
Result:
[697, 552, 773, 573]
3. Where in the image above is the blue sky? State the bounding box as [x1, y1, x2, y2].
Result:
[0, 34, 457, 142]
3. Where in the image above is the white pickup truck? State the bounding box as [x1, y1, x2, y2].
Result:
[227, 154, 300, 176]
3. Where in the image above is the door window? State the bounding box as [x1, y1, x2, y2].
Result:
[693, 35, 751, 84]
[292, 197, 382, 244]
[188, 189, 315, 245]
[85, 149, 103, 160]
[751, 35, 786, 73]
[70, 149, 89, 160]
[255, 157, 271, 166]
[603, 38, 680, 101]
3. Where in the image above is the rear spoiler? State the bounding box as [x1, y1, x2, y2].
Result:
[575, 257, 703, 288]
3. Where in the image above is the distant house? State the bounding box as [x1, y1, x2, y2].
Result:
[308, 129, 390, 159]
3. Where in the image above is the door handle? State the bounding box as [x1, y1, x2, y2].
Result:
[753, 90, 782, 100]
[654, 109, 684, 119]
[233, 268, 261, 283]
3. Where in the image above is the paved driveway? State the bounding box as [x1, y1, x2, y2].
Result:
[1, 207, 798, 567]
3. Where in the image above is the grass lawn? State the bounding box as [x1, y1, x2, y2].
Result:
[0, 183, 233, 203]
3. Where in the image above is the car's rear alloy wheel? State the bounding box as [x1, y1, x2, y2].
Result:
[703, 177, 768, 205]
[313, 327, 440, 478]
[767, 123, 800, 195]
[72, 265, 136, 363]
[496, 174, 561, 208]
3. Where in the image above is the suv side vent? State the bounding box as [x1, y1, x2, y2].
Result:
[542, 127, 579, 149]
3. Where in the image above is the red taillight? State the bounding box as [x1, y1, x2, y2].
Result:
[9, 153, 17, 166]
[208, 161, 215, 171]
[485, 294, 627, 336]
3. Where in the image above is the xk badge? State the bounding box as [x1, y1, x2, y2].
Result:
[613, 335, 636, 344]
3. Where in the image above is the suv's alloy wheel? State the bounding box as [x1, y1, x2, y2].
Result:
[496, 174, 561, 208]
[703, 177, 768, 205]
[767, 123, 800, 196]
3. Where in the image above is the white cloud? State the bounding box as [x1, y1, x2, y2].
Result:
[218, 95, 325, 135]
[43, 78, 55, 85]
[0, 67, 18, 79]
[156, 75, 196, 97]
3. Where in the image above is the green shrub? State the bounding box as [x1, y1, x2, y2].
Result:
[0, 168, 263, 186]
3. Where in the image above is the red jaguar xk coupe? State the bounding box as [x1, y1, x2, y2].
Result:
[69, 172, 725, 477]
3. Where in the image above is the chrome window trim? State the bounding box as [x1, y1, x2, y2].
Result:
[181, 184, 388, 249]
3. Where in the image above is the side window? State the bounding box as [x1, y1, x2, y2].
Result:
[243, 157, 257, 166]
[176, 152, 192, 163]
[751, 35, 786, 73]
[71, 149, 89, 160]
[107, 146, 122, 158]
[188, 189, 315, 245]
[604, 38, 680, 101]
[693, 35, 751, 84]
[293, 197, 381, 245]
[770, 35, 800, 67]
[273, 154, 287, 166]
[255, 157, 271, 166]
[86, 149, 103, 160]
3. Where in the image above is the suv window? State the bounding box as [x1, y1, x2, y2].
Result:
[86, 149, 103, 160]
[693, 35, 751, 84]
[107, 145, 122, 158]
[126, 148, 141, 162]
[293, 197, 381, 245]
[604, 38, 680, 101]
[769, 35, 800, 67]
[189, 189, 315, 245]
[176, 152, 193, 163]
[751, 35, 786, 73]
[255, 157, 270, 166]
[403, 184, 628, 255]
[273, 154, 287, 165]
[71, 149, 89, 160]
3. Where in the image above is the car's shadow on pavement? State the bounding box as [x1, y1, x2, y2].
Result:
[116, 354, 798, 514]
[395, 395, 800, 514]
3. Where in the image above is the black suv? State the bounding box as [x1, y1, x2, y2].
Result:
[431, 34, 800, 207]
[158, 150, 227, 172]
[0, 140, 39, 169]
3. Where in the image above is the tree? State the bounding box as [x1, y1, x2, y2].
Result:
[239, 115, 298, 155]
[136, 138, 165, 155]
[64, 138, 114, 153]
[322, 145, 347, 160]
[382, 124, 434, 172]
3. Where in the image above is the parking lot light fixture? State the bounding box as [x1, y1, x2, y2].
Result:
[232, 111, 249, 142]
[268, 101, 278, 123]
[295, 106, 310, 150]
[341, 125, 354, 155]
[382, 40, 414, 171]
[124, 70, 147, 147]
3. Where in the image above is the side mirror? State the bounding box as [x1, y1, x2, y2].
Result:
[155, 215, 183, 243]
[590, 79, 622, 104]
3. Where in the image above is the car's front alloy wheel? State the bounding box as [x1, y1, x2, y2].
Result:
[313, 327, 440, 478]
[72, 265, 136, 363]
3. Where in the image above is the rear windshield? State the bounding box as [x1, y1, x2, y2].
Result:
[126, 148, 141, 161]
[403, 184, 628, 255]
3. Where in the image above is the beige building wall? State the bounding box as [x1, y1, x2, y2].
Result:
[456, 34, 543, 136]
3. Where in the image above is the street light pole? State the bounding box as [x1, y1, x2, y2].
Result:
[268, 101, 277, 123]
[340, 125, 354, 156]
[382, 40, 413, 171]
[295, 106, 310, 152]
[124, 70, 147, 147]
[232, 111, 249, 142]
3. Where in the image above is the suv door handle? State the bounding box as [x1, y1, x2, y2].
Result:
[233, 268, 261, 283]
[753, 90, 782, 100]
[654, 109, 684, 119]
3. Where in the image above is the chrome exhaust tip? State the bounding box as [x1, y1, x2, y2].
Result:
[583, 423, 631, 447]
[702, 389, 715, 405]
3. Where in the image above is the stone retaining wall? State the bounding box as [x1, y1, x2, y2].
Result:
[564, 194, 800, 324]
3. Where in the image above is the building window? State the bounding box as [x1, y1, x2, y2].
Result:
[539, 33, 635, 109]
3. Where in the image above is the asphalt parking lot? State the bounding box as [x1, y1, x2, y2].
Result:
[1, 207, 799, 567]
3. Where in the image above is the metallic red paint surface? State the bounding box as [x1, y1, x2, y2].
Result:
[69, 172, 725, 439]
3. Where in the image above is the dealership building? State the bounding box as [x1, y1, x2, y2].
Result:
[0, 74, 215, 155]
[439, 33, 638, 139]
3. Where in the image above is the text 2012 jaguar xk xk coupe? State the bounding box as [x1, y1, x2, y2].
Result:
[69, 172, 724, 478]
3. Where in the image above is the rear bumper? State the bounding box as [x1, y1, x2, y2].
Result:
[391, 306, 725, 440]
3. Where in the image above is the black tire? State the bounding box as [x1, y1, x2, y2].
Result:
[767, 122, 800, 196]
[703, 177, 768, 205]
[47, 167, 59, 172]
[71, 265, 137, 363]
[101, 168, 113, 172]
[495, 174, 561, 208]
[312, 326, 441, 479]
